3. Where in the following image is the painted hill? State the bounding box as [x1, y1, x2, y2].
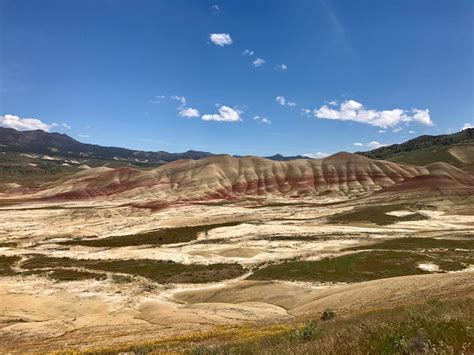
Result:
[6, 152, 472, 203]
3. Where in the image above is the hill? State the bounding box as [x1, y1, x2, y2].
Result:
[357, 128, 474, 168]
[4, 152, 473, 203]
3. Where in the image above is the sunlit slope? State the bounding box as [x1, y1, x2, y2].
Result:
[6, 152, 473, 202]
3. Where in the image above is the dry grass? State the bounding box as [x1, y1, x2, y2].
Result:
[72, 297, 473, 354]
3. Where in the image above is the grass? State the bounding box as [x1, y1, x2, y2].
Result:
[58, 222, 243, 248]
[20, 255, 245, 283]
[80, 297, 474, 354]
[22, 268, 108, 282]
[0, 255, 20, 276]
[249, 250, 466, 283]
[347, 237, 474, 251]
[328, 204, 428, 225]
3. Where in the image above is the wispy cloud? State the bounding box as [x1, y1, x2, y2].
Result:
[254, 115, 271, 124]
[275, 64, 287, 71]
[209, 33, 232, 46]
[253, 58, 266, 67]
[276, 96, 296, 107]
[171, 95, 186, 109]
[78, 134, 90, 138]
[202, 106, 241, 122]
[211, 4, 220, 14]
[242, 49, 254, 56]
[314, 100, 433, 128]
[0, 114, 52, 131]
[62, 123, 71, 130]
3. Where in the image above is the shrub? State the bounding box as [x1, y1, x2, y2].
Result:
[321, 309, 336, 321]
[292, 320, 321, 342]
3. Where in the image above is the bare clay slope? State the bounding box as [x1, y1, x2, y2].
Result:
[9, 152, 459, 201]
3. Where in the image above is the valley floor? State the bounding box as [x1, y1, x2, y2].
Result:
[0, 198, 473, 352]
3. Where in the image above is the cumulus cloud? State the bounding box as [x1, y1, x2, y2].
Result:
[366, 141, 388, 149]
[0, 114, 52, 132]
[313, 100, 433, 128]
[276, 96, 286, 105]
[253, 58, 265, 67]
[209, 33, 232, 46]
[254, 115, 271, 124]
[275, 64, 287, 71]
[202, 106, 241, 122]
[304, 152, 329, 159]
[179, 108, 200, 118]
[276, 96, 296, 107]
[242, 49, 254, 56]
[62, 123, 71, 130]
[353, 141, 389, 150]
[301, 108, 311, 116]
[462, 123, 473, 130]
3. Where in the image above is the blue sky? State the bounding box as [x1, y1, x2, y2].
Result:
[1, 0, 473, 157]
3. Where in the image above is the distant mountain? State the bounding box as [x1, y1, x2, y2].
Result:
[0, 127, 309, 164]
[0, 127, 214, 164]
[264, 154, 309, 161]
[357, 129, 474, 169]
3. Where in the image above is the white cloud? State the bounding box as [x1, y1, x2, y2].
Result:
[202, 106, 241, 122]
[462, 123, 473, 130]
[328, 100, 338, 106]
[275, 64, 287, 71]
[179, 108, 200, 118]
[276, 96, 286, 105]
[378, 129, 386, 133]
[393, 126, 403, 133]
[78, 134, 90, 138]
[211, 4, 220, 12]
[150, 95, 165, 104]
[409, 130, 416, 134]
[313, 100, 433, 128]
[0, 114, 52, 132]
[353, 142, 363, 147]
[209, 33, 232, 46]
[253, 58, 265, 67]
[366, 141, 388, 149]
[171, 95, 186, 108]
[242, 49, 254, 56]
[304, 152, 329, 159]
[276, 96, 296, 107]
[254, 115, 271, 124]
[301, 108, 311, 115]
[62, 123, 71, 130]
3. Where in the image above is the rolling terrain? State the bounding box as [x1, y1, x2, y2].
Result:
[358, 128, 474, 169]
[0, 129, 473, 353]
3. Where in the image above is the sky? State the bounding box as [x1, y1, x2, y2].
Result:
[0, 0, 473, 157]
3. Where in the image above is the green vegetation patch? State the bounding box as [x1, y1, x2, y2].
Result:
[328, 204, 428, 226]
[21, 255, 245, 283]
[0, 255, 20, 276]
[250, 250, 466, 283]
[347, 237, 474, 251]
[58, 222, 244, 248]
